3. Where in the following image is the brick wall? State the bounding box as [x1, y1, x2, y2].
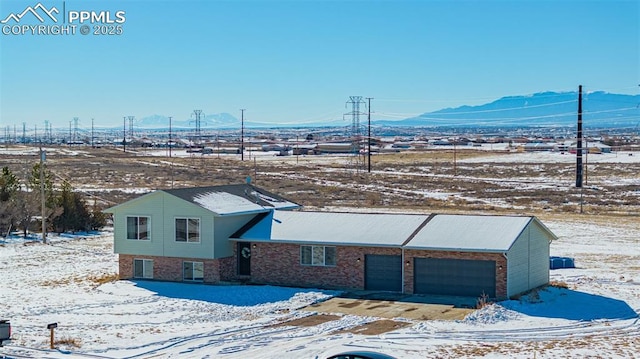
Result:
[403, 250, 507, 299]
[120, 246, 508, 299]
[243, 242, 400, 291]
[118, 254, 225, 283]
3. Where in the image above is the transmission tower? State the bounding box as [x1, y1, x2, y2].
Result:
[128, 116, 135, 143]
[344, 96, 366, 172]
[73, 117, 79, 143]
[192, 110, 203, 146]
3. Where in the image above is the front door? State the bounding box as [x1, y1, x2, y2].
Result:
[237, 242, 251, 276]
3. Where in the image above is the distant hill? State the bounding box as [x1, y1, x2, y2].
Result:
[376, 91, 640, 128]
[131, 91, 639, 130]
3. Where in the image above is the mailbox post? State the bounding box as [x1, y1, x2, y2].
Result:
[47, 323, 57, 349]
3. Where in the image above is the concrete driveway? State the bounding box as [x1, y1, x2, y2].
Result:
[303, 291, 477, 321]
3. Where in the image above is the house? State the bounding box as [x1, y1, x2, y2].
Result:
[104, 184, 300, 283]
[231, 211, 555, 300]
[106, 185, 557, 300]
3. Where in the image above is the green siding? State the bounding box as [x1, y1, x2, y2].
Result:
[161, 193, 216, 259]
[214, 214, 257, 257]
[110, 191, 261, 260]
[112, 191, 165, 256]
[506, 219, 551, 298]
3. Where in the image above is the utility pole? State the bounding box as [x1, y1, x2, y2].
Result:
[123, 116, 127, 153]
[91, 118, 94, 148]
[39, 146, 46, 243]
[576, 85, 583, 188]
[168, 116, 172, 158]
[366, 97, 373, 173]
[240, 109, 245, 161]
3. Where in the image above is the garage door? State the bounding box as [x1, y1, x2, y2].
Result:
[365, 254, 402, 292]
[414, 258, 496, 298]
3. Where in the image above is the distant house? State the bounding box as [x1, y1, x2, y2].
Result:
[106, 185, 557, 300]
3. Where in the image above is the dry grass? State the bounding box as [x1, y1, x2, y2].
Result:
[42, 273, 118, 288]
[549, 280, 569, 289]
[1, 146, 638, 216]
[54, 336, 82, 348]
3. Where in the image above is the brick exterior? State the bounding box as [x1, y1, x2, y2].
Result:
[120, 246, 507, 299]
[226, 242, 401, 290]
[403, 250, 507, 299]
[119, 254, 224, 283]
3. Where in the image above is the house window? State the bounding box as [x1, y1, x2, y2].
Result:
[133, 259, 153, 278]
[183, 261, 204, 281]
[127, 216, 150, 240]
[175, 218, 200, 243]
[301, 246, 336, 266]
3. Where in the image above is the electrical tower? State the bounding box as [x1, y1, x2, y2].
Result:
[344, 96, 366, 172]
[73, 117, 79, 143]
[192, 110, 203, 146]
[128, 116, 135, 143]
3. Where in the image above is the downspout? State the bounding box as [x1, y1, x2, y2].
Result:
[502, 252, 508, 298]
[401, 247, 405, 294]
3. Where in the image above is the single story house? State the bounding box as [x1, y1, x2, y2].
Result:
[106, 184, 557, 300]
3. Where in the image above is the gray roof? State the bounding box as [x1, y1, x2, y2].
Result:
[240, 211, 431, 247]
[234, 211, 554, 252]
[405, 214, 535, 252]
[164, 184, 300, 215]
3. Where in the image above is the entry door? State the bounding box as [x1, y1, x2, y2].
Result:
[237, 242, 251, 276]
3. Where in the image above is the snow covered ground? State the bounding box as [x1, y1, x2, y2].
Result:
[1, 215, 638, 359]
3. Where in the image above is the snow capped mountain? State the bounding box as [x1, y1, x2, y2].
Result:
[136, 113, 240, 129]
[381, 91, 640, 128]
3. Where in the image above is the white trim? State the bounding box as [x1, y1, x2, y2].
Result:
[126, 215, 151, 241]
[174, 217, 201, 243]
[133, 258, 153, 279]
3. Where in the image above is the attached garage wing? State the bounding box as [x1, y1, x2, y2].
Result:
[365, 255, 402, 292]
[414, 257, 496, 298]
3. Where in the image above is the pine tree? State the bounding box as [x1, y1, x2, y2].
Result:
[0, 167, 19, 202]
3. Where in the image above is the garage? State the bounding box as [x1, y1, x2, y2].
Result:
[365, 254, 402, 292]
[414, 257, 496, 297]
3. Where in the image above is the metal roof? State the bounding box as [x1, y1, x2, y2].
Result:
[406, 214, 534, 252]
[163, 184, 300, 216]
[243, 211, 431, 246]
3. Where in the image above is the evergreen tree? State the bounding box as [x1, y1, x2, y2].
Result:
[0, 167, 19, 202]
[0, 167, 19, 236]
[89, 200, 108, 231]
[54, 180, 95, 233]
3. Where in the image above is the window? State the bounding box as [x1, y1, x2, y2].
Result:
[183, 261, 204, 281]
[176, 218, 200, 242]
[127, 216, 150, 240]
[133, 259, 153, 278]
[301, 246, 336, 266]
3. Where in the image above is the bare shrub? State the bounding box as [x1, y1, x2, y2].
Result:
[476, 292, 492, 309]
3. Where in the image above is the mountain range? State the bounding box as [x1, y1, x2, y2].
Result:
[135, 91, 640, 129]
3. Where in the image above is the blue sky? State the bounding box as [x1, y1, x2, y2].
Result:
[0, 0, 638, 129]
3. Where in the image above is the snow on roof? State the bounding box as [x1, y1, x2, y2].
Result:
[164, 184, 300, 216]
[193, 191, 266, 215]
[406, 214, 534, 252]
[263, 211, 431, 246]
